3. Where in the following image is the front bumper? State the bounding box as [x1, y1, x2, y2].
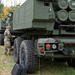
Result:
[36, 51, 75, 59]
[37, 38, 75, 59]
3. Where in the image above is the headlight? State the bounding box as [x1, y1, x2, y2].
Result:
[58, 43, 64, 51]
[52, 44, 57, 50]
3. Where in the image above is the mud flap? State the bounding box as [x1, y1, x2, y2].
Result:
[11, 64, 26, 75]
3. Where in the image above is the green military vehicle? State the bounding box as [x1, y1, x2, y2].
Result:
[1, 0, 75, 73]
[13, 0, 75, 73]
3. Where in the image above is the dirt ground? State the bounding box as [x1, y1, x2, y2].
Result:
[0, 46, 75, 75]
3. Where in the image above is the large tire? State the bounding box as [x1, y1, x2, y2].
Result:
[14, 37, 24, 63]
[19, 40, 37, 73]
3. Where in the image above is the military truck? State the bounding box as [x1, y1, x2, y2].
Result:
[1, 0, 75, 73]
[12, 0, 75, 73]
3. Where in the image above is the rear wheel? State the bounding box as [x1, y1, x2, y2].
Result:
[19, 40, 37, 73]
[14, 37, 24, 63]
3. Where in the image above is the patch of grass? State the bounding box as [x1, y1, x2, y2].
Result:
[0, 46, 15, 75]
[0, 46, 75, 75]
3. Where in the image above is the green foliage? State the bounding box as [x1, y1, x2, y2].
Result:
[0, 3, 4, 13]
[13, 4, 20, 11]
[0, 2, 4, 20]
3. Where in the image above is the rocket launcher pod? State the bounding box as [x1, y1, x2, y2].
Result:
[69, 0, 75, 10]
[57, 10, 68, 21]
[69, 10, 75, 22]
[58, 0, 68, 9]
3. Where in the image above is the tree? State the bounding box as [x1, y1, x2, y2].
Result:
[0, 1, 4, 21]
[0, 3, 3, 13]
[3, 6, 9, 19]
[3, 4, 19, 20]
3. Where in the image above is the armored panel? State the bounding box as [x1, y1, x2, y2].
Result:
[13, 7, 20, 30]
[13, 0, 34, 30]
[33, 0, 55, 20]
[13, 0, 55, 30]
